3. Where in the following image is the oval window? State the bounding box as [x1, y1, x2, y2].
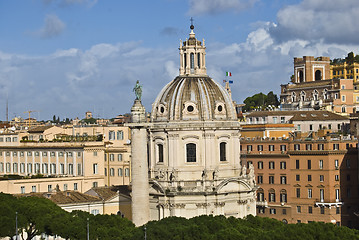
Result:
[160, 106, 165, 113]
[218, 105, 223, 112]
[187, 105, 194, 112]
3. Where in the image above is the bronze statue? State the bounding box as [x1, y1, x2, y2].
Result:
[133, 80, 142, 100]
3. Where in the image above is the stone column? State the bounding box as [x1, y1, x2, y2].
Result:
[130, 100, 150, 226]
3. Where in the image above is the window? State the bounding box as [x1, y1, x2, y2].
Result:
[273, 117, 277, 123]
[280, 161, 286, 169]
[105, 168, 107, 176]
[294, 144, 300, 150]
[109, 154, 114, 161]
[42, 152, 47, 157]
[308, 175, 312, 181]
[5, 137, 11, 142]
[74, 183, 78, 191]
[64, 184, 68, 191]
[336, 207, 340, 214]
[118, 168, 123, 176]
[68, 164, 73, 175]
[282, 209, 287, 215]
[280, 176, 287, 184]
[220, 142, 226, 161]
[318, 144, 324, 150]
[157, 144, 164, 162]
[118, 154, 123, 161]
[257, 175, 263, 184]
[320, 175, 324, 182]
[257, 145, 263, 151]
[269, 191, 276, 202]
[35, 163, 40, 174]
[27, 163, 32, 173]
[335, 189, 340, 201]
[27, 151, 32, 156]
[320, 189, 324, 202]
[347, 188, 351, 197]
[335, 159, 339, 169]
[32, 186, 36, 193]
[333, 143, 339, 150]
[335, 175, 339, 181]
[109, 131, 115, 140]
[50, 152, 55, 157]
[342, 95, 346, 102]
[308, 189, 312, 198]
[186, 143, 196, 162]
[269, 176, 274, 184]
[125, 168, 130, 177]
[296, 188, 300, 198]
[91, 209, 99, 215]
[257, 191, 264, 201]
[319, 160, 323, 169]
[13, 152, 17, 157]
[280, 145, 286, 152]
[270, 208, 276, 214]
[280, 192, 287, 203]
[296, 174, 300, 181]
[258, 208, 265, 214]
[93, 182, 98, 188]
[42, 163, 48, 174]
[21, 186, 25, 194]
[308, 206, 313, 214]
[93, 151, 97, 156]
[93, 163, 98, 174]
[306, 144, 312, 150]
[307, 160, 311, 169]
[117, 130, 124, 140]
[346, 159, 350, 168]
[77, 152, 82, 157]
[35, 151, 40, 157]
[258, 161, 263, 169]
[320, 206, 325, 214]
[13, 163, 18, 173]
[269, 161, 275, 169]
[280, 117, 285, 123]
[247, 145, 252, 152]
[309, 124, 313, 131]
[60, 164, 64, 174]
[269, 145, 275, 151]
[297, 206, 301, 213]
[51, 163, 56, 174]
[296, 160, 300, 169]
[0, 162, 3, 172]
[110, 168, 115, 176]
[20, 152, 24, 157]
[6, 163, 11, 173]
[48, 185, 52, 192]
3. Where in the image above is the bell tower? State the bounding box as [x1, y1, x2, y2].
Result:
[179, 21, 207, 76]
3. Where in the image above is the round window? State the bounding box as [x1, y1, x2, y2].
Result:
[218, 105, 223, 112]
[160, 106, 165, 113]
[187, 105, 194, 112]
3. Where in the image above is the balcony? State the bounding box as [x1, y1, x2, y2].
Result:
[256, 200, 268, 208]
[315, 200, 343, 208]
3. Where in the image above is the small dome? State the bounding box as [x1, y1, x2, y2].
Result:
[151, 76, 237, 122]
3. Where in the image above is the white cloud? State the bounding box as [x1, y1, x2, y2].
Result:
[269, 0, 359, 44]
[188, 0, 258, 15]
[35, 14, 66, 39]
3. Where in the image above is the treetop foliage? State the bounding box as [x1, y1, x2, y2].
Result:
[242, 91, 280, 112]
[331, 51, 359, 65]
[1, 193, 358, 240]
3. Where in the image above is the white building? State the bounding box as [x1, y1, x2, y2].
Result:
[129, 24, 257, 226]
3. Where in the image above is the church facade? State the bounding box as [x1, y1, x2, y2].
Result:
[128, 24, 257, 226]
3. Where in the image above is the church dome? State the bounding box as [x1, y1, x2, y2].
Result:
[151, 25, 237, 122]
[151, 76, 237, 122]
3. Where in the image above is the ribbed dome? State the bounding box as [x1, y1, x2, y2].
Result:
[151, 76, 237, 122]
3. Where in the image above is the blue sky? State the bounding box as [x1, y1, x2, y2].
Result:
[1, 0, 359, 121]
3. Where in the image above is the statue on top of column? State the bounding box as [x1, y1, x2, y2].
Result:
[133, 80, 142, 100]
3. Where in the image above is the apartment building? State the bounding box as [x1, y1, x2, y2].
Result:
[0, 125, 131, 194]
[241, 135, 359, 228]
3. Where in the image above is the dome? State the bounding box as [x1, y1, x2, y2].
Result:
[151, 76, 237, 122]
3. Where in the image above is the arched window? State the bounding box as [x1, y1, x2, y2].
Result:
[313, 90, 319, 101]
[158, 144, 164, 163]
[186, 143, 196, 162]
[184, 53, 187, 68]
[323, 89, 328, 100]
[220, 142, 227, 161]
[197, 53, 201, 69]
[342, 106, 346, 113]
[190, 53, 194, 70]
[268, 189, 276, 202]
[257, 188, 264, 201]
[315, 70, 322, 81]
[291, 92, 296, 102]
[300, 91, 306, 101]
[110, 168, 115, 176]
